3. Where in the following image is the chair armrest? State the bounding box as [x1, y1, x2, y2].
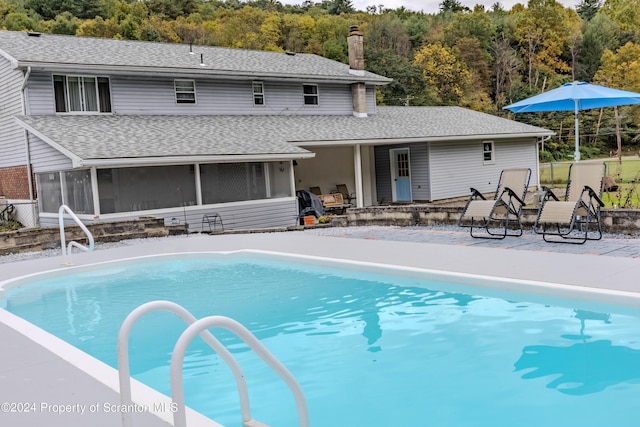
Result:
[469, 188, 486, 200]
[585, 186, 605, 207]
[542, 188, 559, 202]
[504, 187, 526, 206]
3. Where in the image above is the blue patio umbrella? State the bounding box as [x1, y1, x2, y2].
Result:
[504, 81, 640, 161]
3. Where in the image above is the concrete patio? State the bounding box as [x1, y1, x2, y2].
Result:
[1, 226, 639, 426]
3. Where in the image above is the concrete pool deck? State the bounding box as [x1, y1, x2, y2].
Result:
[1, 226, 639, 427]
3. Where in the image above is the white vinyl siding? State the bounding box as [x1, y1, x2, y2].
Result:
[25, 74, 355, 116]
[28, 135, 74, 173]
[40, 195, 299, 232]
[429, 139, 537, 200]
[110, 78, 352, 115]
[0, 56, 28, 167]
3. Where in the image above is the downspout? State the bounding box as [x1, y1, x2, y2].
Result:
[21, 66, 37, 224]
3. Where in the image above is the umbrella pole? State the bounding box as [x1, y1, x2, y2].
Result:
[574, 100, 580, 161]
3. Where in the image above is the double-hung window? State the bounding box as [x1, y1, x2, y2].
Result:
[252, 81, 265, 105]
[483, 141, 495, 164]
[303, 84, 319, 105]
[54, 75, 111, 113]
[175, 80, 196, 104]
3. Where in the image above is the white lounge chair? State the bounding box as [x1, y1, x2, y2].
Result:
[458, 168, 531, 239]
[533, 162, 605, 244]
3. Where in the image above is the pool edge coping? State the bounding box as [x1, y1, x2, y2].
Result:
[2, 248, 640, 427]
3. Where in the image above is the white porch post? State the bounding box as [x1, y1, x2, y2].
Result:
[194, 163, 202, 205]
[289, 160, 296, 199]
[354, 144, 364, 208]
[90, 167, 100, 216]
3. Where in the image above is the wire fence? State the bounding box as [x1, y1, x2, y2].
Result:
[0, 200, 39, 230]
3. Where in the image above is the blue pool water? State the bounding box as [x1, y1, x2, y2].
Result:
[5, 256, 640, 426]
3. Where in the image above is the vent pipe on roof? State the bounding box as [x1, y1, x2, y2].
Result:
[189, 43, 194, 54]
[200, 53, 205, 66]
[348, 25, 367, 118]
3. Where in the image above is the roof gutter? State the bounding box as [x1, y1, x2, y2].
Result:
[293, 131, 556, 147]
[76, 153, 316, 168]
[15, 117, 315, 168]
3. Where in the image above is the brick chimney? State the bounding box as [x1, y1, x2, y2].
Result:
[348, 25, 367, 118]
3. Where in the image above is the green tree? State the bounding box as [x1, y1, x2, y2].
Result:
[414, 42, 472, 105]
[281, 13, 316, 53]
[3, 12, 36, 30]
[511, 0, 574, 90]
[602, 0, 640, 32]
[492, 37, 521, 106]
[76, 16, 121, 38]
[50, 11, 79, 35]
[593, 42, 640, 147]
[439, 0, 470, 14]
[443, 7, 496, 53]
[365, 48, 426, 105]
[363, 13, 412, 58]
[577, 11, 622, 81]
[144, 0, 199, 20]
[320, 0, 355, 15]
[594, 42, 640, 91]
[576, 0, 602, 21]
[26, 0, 103, 20]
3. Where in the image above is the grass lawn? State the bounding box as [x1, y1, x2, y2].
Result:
[539, 157, 640, 208]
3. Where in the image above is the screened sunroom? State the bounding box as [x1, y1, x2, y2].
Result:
[36, 161, 296, 231]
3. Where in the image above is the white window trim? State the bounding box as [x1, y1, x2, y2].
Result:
[53, 74, 112, 114]
[303, 84, 319, 106]
[482, 141, 495, 165]
[252, 81, 265, 106]
[174, 79, 196, 104]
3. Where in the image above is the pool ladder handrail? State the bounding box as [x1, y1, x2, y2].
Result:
[58, 204, 94, 263]
[170, 315, 310, 427]
[117, 301, 252, 427]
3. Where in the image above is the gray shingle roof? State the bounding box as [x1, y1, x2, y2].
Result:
[16, 107, 553, 166]
[0, 30, 391, 84]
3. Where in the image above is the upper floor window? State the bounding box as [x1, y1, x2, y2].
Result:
[483, 141, 494, 164]
[303, 84, 318, 106]
[54, 75, 111, 113]
[175, 80, 196, 104]
[252, 81, 265, 106]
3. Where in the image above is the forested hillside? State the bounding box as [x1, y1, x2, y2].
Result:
[2, 0, 640, 159]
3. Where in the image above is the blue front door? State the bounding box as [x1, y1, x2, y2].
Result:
[391, 148, 411, 202]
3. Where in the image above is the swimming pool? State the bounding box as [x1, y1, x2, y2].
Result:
[3, 251, 640, 426]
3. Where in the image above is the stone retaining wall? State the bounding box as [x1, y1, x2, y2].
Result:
[340, 205, 640, 235]
[0, 217, 172, 256]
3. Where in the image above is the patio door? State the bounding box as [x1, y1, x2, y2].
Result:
[390, 148, 411, 202]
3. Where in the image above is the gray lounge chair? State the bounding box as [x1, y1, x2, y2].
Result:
[458, 168, 531, 239]
[533, 162, 605, 244]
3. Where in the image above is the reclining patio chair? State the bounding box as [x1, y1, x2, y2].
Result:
[335, 184, 356, 205]
[458, 168, 531, 239]
[533, 162, 605, 244]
